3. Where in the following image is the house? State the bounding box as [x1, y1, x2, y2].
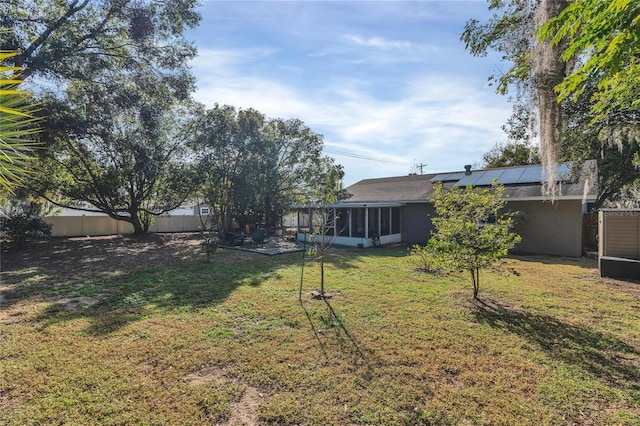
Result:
[293, 161, 598, 257]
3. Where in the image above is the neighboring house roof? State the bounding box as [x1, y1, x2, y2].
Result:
[341, 160, 598, 205]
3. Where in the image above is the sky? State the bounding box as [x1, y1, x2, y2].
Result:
[186, 0, 513, 186]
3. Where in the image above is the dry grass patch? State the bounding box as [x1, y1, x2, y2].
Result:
[1, 235, 639, 425]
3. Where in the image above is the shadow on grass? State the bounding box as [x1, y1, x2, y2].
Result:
[0, 233, 308, 334]
[297, 247, 371, 367]
[472, 300, 640, 391]
[2, 233, 412, 338]
[297, 296, 374, 378]
[307, 244, 410, 271]
[510, 253, 597, 270]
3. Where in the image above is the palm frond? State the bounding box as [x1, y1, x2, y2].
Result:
[0, 50, 40, 193]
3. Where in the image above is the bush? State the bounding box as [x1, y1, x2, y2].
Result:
[0, 211, 52, 247]
[200, 233, 220, 262]
[409, 244, 442, 273]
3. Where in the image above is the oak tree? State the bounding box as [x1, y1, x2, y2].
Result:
[36, 80, 198, 234]
[190, 105, 342, 231]
[0, 0, 199, 96]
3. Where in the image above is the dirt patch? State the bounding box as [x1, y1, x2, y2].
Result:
[1, 232, 204, 274]
[0, 233, 207, 321]
[227, 385, 262, 426]
[186, 367, 263, 426]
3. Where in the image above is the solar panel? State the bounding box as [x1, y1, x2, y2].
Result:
[497, 167, 526, 184]
[515, 166, 543, 184]
[454, 172, 483, 187]
[433, 163, 574, 186]
[430, 172, 467, 182]
[556, 164, 572, 180]
[473, 169, 505, 186]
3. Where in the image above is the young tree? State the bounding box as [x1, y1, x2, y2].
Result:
[426, 182, 521, 299]
[303, 160, 345, 298]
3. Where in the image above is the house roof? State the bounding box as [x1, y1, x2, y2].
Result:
[341, 161, 598, 205]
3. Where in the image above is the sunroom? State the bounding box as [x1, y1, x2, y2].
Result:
[293, 202, 403, 248]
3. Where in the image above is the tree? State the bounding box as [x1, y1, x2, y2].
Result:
[190, 105, 342, 231]
[0, 49, 39, 193]
[0, 0, 199, 97]
[463, 1, 640, 205]
[559, 82, 640, 208]
[190, 105, 265, 231]
[463, 0, 571, 193]
[539, 0, 640, 119]
[260, 118, 339, 229]
[1, 1, 202, 232]
[461, 0, 537, 97]
[426, 182, 521, 299]
[302, 158, 346, 299]
[34, 79, 198, 234]
[538, 1, 640, 206]
[482, 141, 540, 168]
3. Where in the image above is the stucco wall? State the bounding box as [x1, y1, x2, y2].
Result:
[400, 199, 584, 257]
[401, 203, 435, 245]
[510, 200, 583, 257]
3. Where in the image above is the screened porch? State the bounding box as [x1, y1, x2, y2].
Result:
[294, 202, 403, 248]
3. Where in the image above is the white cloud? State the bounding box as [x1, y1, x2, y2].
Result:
[189, 17, 511, 185]
[342, 34, 414, 50]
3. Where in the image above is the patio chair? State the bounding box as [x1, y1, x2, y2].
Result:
[219, 230, 244, 246]
[251, 228, 267, 244]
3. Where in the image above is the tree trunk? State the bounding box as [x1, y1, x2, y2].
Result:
[129, 213, 147, 235]
[533, 0, 570, 197]
[471, 268, 480, 299]
[320, 257, 325, 295]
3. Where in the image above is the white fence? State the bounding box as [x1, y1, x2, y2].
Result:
[44, 215, 208, 237]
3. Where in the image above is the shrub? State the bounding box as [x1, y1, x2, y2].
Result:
[0, 211, 52, 247]
[200, 233, 220, 262]
[409, 244, 441, 273]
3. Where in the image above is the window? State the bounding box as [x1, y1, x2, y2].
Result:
[391, 207, 400, 234]
[352, 208, 366, 237]
[336, 208, 350, 236]
[369, 207, 379, 237]
[200, 206, 210, 215]
[380, 208, 390, 236]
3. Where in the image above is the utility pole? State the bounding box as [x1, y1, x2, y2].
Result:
[416, 163, 427, 174]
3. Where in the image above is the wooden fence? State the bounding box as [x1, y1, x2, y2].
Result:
[44, 215, 208, 237]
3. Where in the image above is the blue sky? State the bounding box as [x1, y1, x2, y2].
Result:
[187, 0, 512, 186]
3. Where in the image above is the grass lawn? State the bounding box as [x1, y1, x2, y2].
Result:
[1, 234, 639, 425]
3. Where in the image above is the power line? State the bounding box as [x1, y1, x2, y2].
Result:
[323, 148, 409, 165]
